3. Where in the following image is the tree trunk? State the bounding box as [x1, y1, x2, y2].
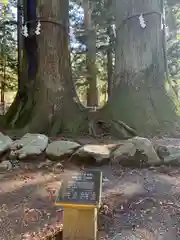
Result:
[82, 0, 99, 107]
[106, 25, 113, 98]
[5, 0, 29, 125]
[99, 0, 180, 137]
[17, 0, 23, 90]
[1, 16, 7, 115]
[1, 55, 6, 115]
[6, 0, 87, 137]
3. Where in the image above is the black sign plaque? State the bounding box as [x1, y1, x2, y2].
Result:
[55, 170, 102, 206]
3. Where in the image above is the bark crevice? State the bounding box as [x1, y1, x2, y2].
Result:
[5, 0, 88, 137]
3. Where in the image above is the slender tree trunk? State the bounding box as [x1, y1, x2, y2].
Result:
[82, 0, 98, 107]
[1, 24, 6, 115]
[5, 0, 31, 125]
[6, 0, 87, 136]
[106, 25, 113, 98]
[99, 0, 180, 137]
[1, 55, 6, 115]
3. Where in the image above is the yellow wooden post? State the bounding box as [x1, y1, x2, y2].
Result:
[55, 170, 102, 240]
[63, 207, 98, 240]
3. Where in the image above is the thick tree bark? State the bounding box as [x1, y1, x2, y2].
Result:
[17, 0, 23, 90]
[98, 0, 180, 137]
[106, 25, 113, 98]
[6, 0, 87, 136]
[1, 24, 6, 114]
[6, 0, 30, 125]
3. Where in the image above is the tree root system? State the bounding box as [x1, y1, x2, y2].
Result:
[88, 118, 137, 139]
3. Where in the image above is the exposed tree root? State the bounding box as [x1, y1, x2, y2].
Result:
[5, 85, 36, 130]
[111, 120, 137, 138]
[88, 120, 98, 137]
[5, 93, 21, 124]
[88, 118, 137, 139]
[88, 119, 111, 138]
[10, 101, 24, 128]
[5, 100, 137, 139]
[5, 100, 88, 138]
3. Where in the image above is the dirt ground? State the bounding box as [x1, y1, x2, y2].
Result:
[0, 137, 180, 239]
[102, 165, 180, 240]
[0, 162, 180, 240]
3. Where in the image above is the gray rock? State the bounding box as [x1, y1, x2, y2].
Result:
[46, 140, 81, 160]
[10, 133, 48, 159]
[158, 145, 180, 164]
[112, 142, 136, 158]
[37, 159, 53, 169]
[153, 137, 180, 165]
[0, 160, 13, 171]
[128, 137, 161, 165]
[75, 144, 110, 164]
[0, 132, 13, 154]
[111, 137, 161, 167]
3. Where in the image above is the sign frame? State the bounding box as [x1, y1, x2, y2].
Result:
[55, 169, 102, 209]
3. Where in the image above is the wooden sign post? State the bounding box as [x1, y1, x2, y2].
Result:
[55, 170, 102, 240]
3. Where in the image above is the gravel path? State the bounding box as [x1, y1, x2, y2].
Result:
[0, 161, 180, 239]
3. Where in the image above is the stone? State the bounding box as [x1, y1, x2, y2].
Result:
[37, 159, 53, 169]
[9, 159, 20, 168]
[52, 162, 64, 173]
[10, 133, 48, 159]
[0, 132, 13, 154]
[111, 137, 161, 167]
[46, 140, 81, 160]
[153, 138, 180, 165]
[128, 137, 161, 165]
[112, 143, 136, 158]
[157, 145, 180, 164]
[75, 144, 110, 164]
[0, 160, 13, 171]
[155, 145, 170, 160]
[111, 142, 137, 166]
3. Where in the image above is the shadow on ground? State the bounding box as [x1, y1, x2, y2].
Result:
[0, 163, 180, 239]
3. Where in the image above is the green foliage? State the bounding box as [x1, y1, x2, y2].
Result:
[167, 4, 180, 82]
[0, 0, 8, 4]
[70, 0, 113, 105]
[0, 2, 18, 92]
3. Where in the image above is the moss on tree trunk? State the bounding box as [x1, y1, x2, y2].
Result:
[99, 0, 180, 137]
[5, 0, 87, 137]
[6, 0, 180, 139]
